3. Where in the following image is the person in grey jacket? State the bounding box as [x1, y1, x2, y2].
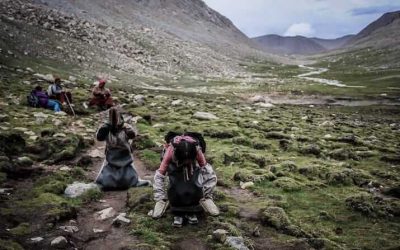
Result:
[95, 107, 150, 190]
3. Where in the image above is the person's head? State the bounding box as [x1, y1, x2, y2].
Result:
[99, 79, 106, 88]
[54, 77, 61, 84]
[35, 85, 43, 91]
[174, 139, 197, 167]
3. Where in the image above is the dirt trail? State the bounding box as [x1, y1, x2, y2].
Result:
[62, 113, 154, 249]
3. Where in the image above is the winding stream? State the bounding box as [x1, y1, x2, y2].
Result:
[297, 65, 365, 88]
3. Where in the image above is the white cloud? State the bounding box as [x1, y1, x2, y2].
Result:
[284, 23, 315, 37]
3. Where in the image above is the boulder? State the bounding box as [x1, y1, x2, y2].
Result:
[171, 99, 183, 106]
[64, 182, 99, 198]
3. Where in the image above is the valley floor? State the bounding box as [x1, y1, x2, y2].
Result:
[0, 57, 399, 250]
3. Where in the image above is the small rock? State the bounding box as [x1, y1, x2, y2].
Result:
[95, 207, 116, 221]
[30, 237, 44, 243]
[171, 99, 183, 106]
[93, 228, 104, 233]
[0, 188, 13, 195]
[212, 229, 228, 243]
[24, 131, 36, 136]
[68, 76, 77, 82]
[50, 236, 68, 248]
[53, 133, 67, 138]
[17, 156, 33, 166]
[14, 127, 28, 132]
[64, 182, 99, 198]
[53, 119, 62, 126]
[252, 226, 260, 237]
[225, 236, 249, 250]
[55, 111, 67, 116]
[134, 95, 146, 106]
[59, 225, 79, 233]
[33, 73, 54, 82]
[193, 112, 218, 120]
[28, 135, 38, 141]
[254, 102, 274, 108]
[320, 121, 334, 127]
[112, 213, 131, 227]
[240, 181, 254, 189]
[60, 166, 71, 171]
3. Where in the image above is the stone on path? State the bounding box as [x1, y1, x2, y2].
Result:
[50, 236, 68, 248]
[30, 237, 44, 243]
[95, 207, 116, 221]
[64, 182, 99, 198]
[112, 213, 131, 227]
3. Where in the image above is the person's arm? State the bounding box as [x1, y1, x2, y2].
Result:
[124, 124, 137, 139]
[53, 85, 62, 94]
[104, 88, 111, 97]
[96, 123, 110, 141]
[157, 146, 173, 175]
[196, 146, 207, 167]
[92, 87, 103, 97]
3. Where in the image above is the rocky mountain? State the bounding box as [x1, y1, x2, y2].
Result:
[252, 34, 356, 55]
[346, 10, 400, 49]
[252, 11, 400, 55]
[0, 0, 265, 78]
[311, 35, 354, 50]
[252, 34, 326, 55]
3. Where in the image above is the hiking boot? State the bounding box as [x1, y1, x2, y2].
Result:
[200, 198, 220, 216]
[137, 179, 151, 187]
[186, 214, 198, 225]
[173, 216, 183, 227]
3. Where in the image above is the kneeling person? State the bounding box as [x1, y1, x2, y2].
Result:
[152, 133, 219, 227]
[95, 107, 150, 190]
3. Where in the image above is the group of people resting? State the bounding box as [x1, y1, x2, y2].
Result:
[95, 107, 219, 227]
[30, 77, 114, 112]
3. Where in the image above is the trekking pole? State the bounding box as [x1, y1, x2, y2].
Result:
[63, 92, 76, 117]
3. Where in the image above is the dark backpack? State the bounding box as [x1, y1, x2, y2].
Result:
[27, 91, 40, 107]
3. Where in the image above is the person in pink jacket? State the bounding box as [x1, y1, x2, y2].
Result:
[152, 134, 219, 227]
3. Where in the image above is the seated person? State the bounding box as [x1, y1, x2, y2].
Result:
[32, 86, 61, 112]
[152, 133, 219, 227]
[95, 107, 150, 190]
[47, 77, 73, 104]
[89, 79, 114, 110]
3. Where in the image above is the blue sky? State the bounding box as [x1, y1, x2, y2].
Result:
[203, 0, 400, 38]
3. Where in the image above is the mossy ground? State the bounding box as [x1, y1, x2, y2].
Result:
[0, 51, 399, 249]
[123, 87, 400, 249]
